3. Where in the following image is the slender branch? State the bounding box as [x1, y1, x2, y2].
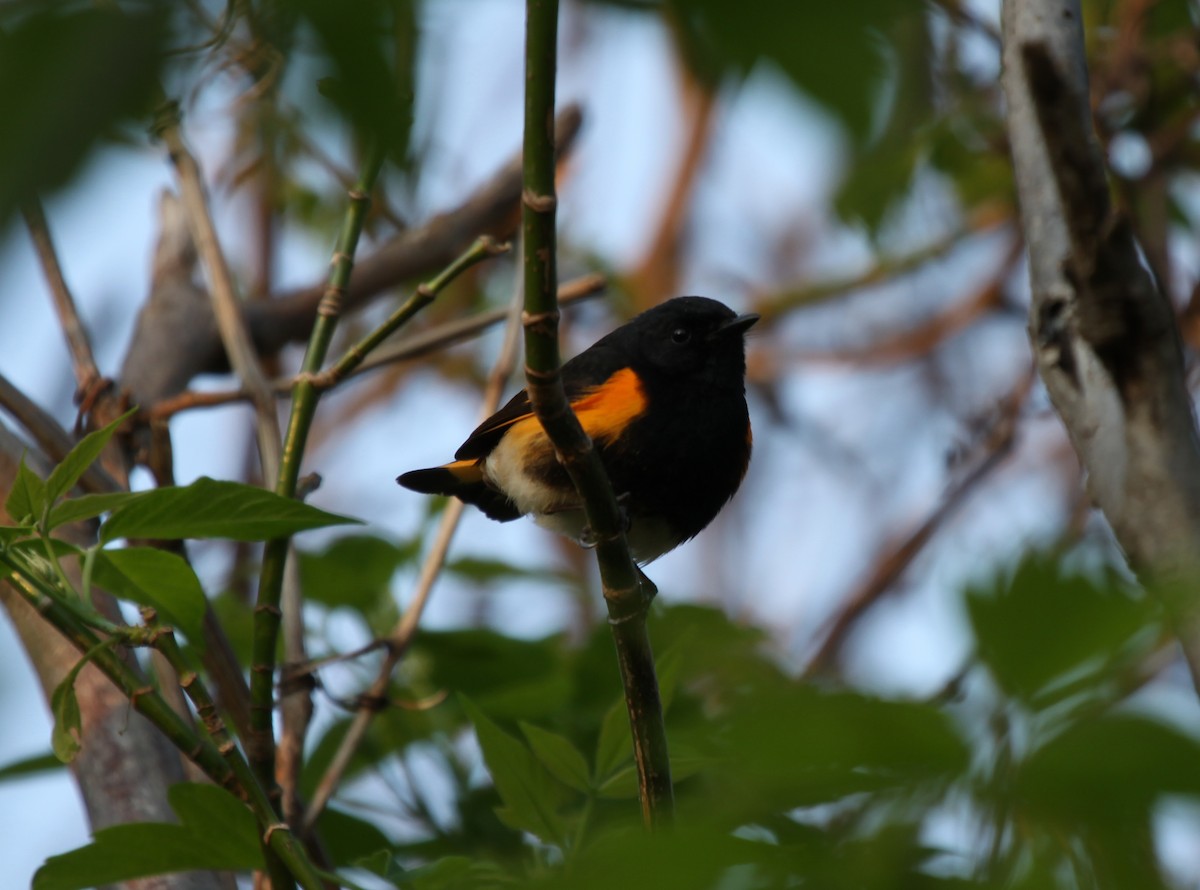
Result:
[310, 236, 510, 390]
[250, 143, 385, 815]
[301, 285, 527, 832]
[803, 370, 1032, 677]
[144, 273, 606, 420]
[757, 216, 1006, 322]
[0, 372, 120, 495]
[20, 198, 100, 392]
[154, 101, 284, 486]
[521, 0, 672, 827]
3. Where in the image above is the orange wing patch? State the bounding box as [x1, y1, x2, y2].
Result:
[571, 367, 648, 443]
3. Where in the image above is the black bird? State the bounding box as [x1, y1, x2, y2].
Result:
[398, 296, 757, 563]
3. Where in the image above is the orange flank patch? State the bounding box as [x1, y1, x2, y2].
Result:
[494, 368, 649, 454]
[570, 367, 649, 442]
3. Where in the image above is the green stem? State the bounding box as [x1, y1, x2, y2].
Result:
[520, 0, 673, 828]
[317, 236, 510, 389]
[152, 621, 329, 890]
[0, 542, 329, 889]
[249, 143, 384, 802]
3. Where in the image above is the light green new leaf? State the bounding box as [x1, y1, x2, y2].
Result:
[33, 783, 261, 890]
[521, 723, 591, 793]
[99, 476, 359, 543]
[44, 409, 134, 509]
[5, 455, 47, 525]
[460, 696, 565, 846]
[91, 548, 207, 647]
[49, 672, 82, 763]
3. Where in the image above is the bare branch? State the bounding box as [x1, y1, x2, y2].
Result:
[21, 198, 100, 392]
[155, 105, 284, 484]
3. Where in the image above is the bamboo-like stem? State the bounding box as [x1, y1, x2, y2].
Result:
[310, 236, 510, 390]
[250, 143, 385, 811]
[520, 0, 673, 827]
[0, 548, 327, 890]
[301, 282, 527, 833]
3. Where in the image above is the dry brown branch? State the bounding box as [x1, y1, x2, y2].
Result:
[144, 273, 606, 420]
[804, 371, 1033, 678]
[626, 49, 716, 311]
[157, 108, 284, 485]
[21, 198, 100, 393]
[791, 239, 1021, 367]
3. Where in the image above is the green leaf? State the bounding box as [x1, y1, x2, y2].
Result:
[0, 751, 63, 782]
[521, 723, 591, 793]
[315, 807, 393, 867]
[594, 699, 633, 783]
[0, 524, 34, 543]
[98, 476, 359, 543]
[47, 491, 140, 530]
[298, 533, 416, 611]
[0, 6, 167, 227]
[90, 548, 207, 647]
[293, 0, 417, 163]
[415, 629, 571, 719]
[44, 410, 134, 509]
[1017, 714, 1200, 823]
[49, 673, 82, 764]
[5, 455, 47, 525]
[33, 784, 261, 890]
[666, 0, 920, 144]
[967, 554, 1159, 708]
[459, 696, 566, 846]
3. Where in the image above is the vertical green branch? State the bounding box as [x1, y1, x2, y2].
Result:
[520, 0, 674, 827]
[249, 144, 384, 801]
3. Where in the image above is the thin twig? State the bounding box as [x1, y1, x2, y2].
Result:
[21, 198, 101, 392]
[301, 271, 528, 832]
[756, 215, 1007, 322]
[0, 373, 121, 495]
[250, 143, 386, 820]
[803, 370, 1034, 677]
[154, 101, 284, 486]
[144, 273, 607, 420]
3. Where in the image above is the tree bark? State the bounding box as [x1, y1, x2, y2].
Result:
[1001, 0, 1200, 685]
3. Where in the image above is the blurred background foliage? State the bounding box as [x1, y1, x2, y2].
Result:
[3, 0, 1200, 887]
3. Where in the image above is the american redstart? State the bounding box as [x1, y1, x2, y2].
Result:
[398, 296, 757, 563]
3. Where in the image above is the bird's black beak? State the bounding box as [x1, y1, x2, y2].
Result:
[712, 313, 759, 339]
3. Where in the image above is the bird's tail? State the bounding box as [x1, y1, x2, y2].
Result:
[397, 460, 521, 521]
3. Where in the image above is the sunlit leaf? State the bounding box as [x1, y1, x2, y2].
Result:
[44, 410, 133, 509]
[99, 477, 358, 543]
[90, 547, 207, 647]
[5, 455, 47, 525]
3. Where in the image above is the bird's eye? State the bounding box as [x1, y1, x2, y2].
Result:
[670, 327, 691, 344]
